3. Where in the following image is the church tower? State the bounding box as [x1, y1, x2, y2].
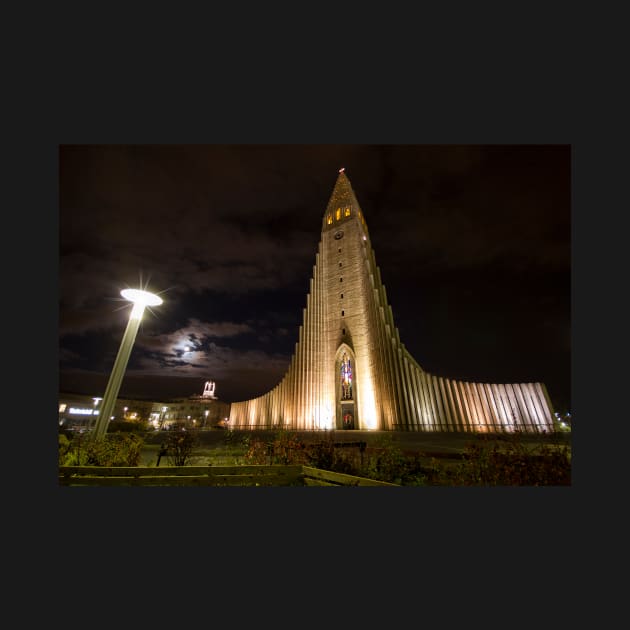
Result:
[229, 170, 555, 433]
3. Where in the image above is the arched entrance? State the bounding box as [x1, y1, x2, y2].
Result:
[335, 344, 357, 430]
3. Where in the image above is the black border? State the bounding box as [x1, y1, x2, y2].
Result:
[21, 29, 606, 607]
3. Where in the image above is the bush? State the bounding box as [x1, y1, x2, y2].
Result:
[244, 429, 310, 466]
[59, 432, 145, 467]
[239, 430, 568, 486]
[305, 439, 336, 470]
[362, 436, 430, 485]
[164, 429, 198, 466]
[439, 434, 571, 486]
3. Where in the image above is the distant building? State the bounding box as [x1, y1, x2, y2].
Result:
[229, 170, 556, 433]
[160, 381, 230, 430]
[58, 381, 230, 432]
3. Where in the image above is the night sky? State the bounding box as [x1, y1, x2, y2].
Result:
[59, 144, 571, 411]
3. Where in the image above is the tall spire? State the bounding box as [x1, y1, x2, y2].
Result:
[324, 168, 362, 219]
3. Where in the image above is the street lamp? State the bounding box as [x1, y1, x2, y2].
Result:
[91, 288, 162, 440]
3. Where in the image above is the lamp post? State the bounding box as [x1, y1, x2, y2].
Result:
[91, 288, 162, 440]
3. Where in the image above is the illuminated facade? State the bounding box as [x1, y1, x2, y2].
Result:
[59, 382, 230, 431]
[229, 171, 556, 432]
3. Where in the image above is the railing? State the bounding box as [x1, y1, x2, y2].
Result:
[58, 464, 398, 487]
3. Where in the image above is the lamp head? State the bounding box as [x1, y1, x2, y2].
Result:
[121, 288, 163, 306]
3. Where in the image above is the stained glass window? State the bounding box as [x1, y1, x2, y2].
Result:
[340, 352, 353, 400]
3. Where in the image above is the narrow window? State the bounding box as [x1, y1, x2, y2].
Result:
[342, 328, 345, 335]
[344, 206, 351, 217]
[341, 310, 344, 316]
[327, 214, 332, 225]
[336, 208, 341, 221]
[340, 352, 353, 400]
[338, 248, 341, 253]
[340, 277, 343, 282]
[340, 293, 343, 299]
[339, 262, 342, 267]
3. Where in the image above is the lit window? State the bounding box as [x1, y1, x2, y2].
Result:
[327, 214, 332, 225]
[345, 206, 351, 217]
[336, 208, 341, 221]
[340, 352, 353, 400]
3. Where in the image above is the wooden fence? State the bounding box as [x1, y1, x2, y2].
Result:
[58, 464, 399, 487]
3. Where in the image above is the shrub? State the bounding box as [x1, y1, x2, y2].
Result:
[85, 433, 145, 466]
[164, 429, 198, 466]
[443, 434, 571, 486]
[244, 439, 268, 465]
[305, 439, 335, 470]
[59, 432, 145, 467]
[244, 430, 309, 466]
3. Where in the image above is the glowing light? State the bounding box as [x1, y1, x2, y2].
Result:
[339, 167, 345, 173]
[121, 289, 162, 320]
[69, 407, 93, 415]
[355, 357, 378, 429]
[121, 288, 163, 306]
[314, 403, 334, 430]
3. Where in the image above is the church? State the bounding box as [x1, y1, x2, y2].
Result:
[229, 170, 555, 433]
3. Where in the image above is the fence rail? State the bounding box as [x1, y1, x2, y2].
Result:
[58, 464, 398, 487]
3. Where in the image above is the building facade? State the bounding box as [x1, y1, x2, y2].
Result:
[229, 170, 556, 433]
[59, 381, 230, 431]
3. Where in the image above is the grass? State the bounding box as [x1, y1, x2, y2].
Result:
[141, 443, 250, 467]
